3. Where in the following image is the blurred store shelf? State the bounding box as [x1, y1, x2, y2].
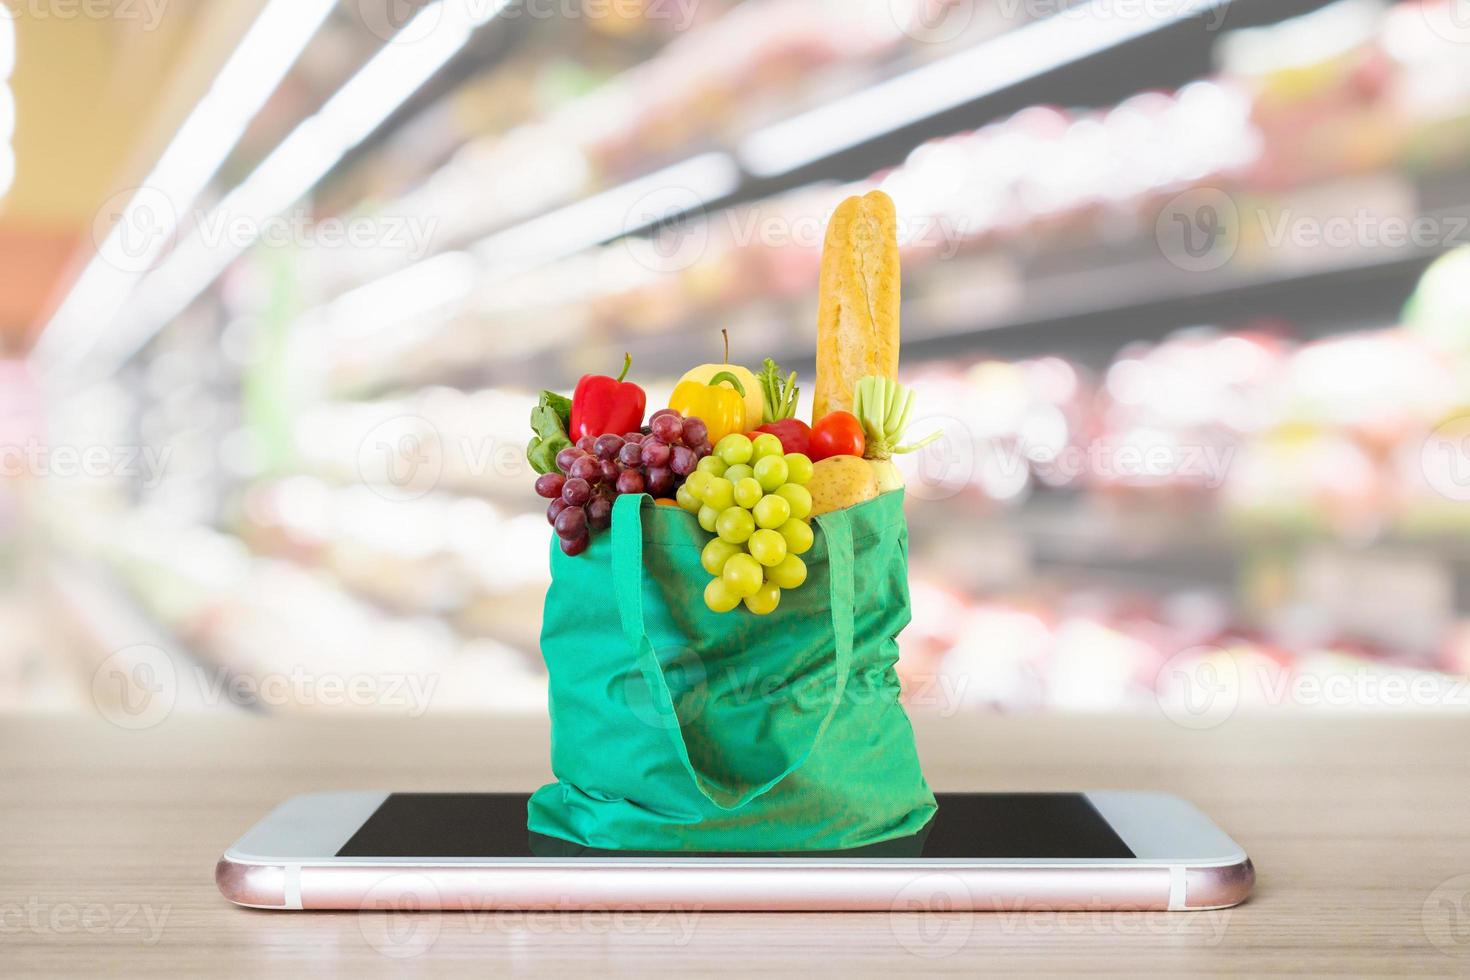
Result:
[36, 501, 547, 715]
[40, 556, 223, 716]
[305, 0, 1470, 395]
[237, 476, 550, 647]
[210, 0, 1050, 328]
[10, 0, 1470, 715]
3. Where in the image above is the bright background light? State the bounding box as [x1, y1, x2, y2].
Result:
[0, 9, 13, 81]
[0, 11, 12, 201]
[45, 0, 513, 382]
[31, 0, 338, 370]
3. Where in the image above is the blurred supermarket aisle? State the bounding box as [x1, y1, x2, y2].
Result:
[4, 0, 1470, 718]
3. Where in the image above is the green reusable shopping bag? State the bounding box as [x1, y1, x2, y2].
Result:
[527, 489, 936, 851]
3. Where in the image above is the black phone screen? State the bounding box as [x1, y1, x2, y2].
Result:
[337, 793, 1134, 860]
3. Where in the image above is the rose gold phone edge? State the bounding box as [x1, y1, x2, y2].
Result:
[216, 790, 1254, 912]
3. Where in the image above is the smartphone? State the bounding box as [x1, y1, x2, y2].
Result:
[216, 791, 1252, 912]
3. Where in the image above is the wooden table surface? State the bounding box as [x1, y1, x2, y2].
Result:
[2, 711, 1468, 976]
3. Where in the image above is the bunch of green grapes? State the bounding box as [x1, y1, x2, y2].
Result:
[678, 433, 814, 615]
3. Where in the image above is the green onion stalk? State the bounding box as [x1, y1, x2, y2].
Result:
[758, 358, 800, 423]
[853, 376, 942, 492]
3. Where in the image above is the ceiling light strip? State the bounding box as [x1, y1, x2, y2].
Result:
[737, 0, 1234, 178]
[71, 0, 511, 381]
[31, 0, 338, 368]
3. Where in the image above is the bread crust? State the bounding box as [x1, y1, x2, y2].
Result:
[814, 191, 901, 419]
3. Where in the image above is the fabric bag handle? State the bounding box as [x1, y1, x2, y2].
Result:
[611, 493, 854, 811]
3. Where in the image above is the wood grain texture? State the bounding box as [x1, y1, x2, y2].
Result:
[2, 712, 1468, 976]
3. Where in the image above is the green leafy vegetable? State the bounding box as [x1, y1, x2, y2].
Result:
[758, 358, 800, 423]
[528, 390, 574, 475]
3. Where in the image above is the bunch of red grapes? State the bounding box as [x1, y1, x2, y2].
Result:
[535, 410, 712, 555]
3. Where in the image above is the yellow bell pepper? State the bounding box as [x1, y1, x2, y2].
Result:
[677, 362, 763, 432]
[669, 372, 749, 445]
[677, 330, 764, 431]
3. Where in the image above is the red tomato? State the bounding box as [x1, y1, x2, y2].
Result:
[809, 412, 865, 461]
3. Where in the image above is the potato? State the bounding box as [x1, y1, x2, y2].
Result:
[808, 456, 880, 516]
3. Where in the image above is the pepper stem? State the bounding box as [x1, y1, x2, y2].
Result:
[615, 352, 632, 383]
[708, 370, 747, 397]
[721, 328, 730, 364]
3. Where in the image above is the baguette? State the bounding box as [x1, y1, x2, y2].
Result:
[813, 190, 901, 419]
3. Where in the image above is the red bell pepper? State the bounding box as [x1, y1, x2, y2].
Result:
[571, 353, 647, 441]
